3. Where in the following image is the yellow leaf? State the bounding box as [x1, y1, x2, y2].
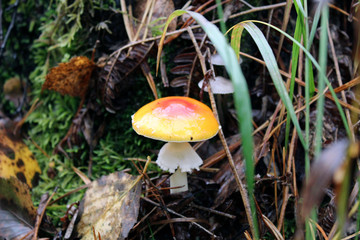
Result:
[0, 128, 41, 188]
[0, 177, 36, 240]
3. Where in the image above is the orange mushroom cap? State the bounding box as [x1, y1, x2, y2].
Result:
[132, 96, 219, 142]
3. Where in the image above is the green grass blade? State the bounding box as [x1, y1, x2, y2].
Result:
[215, 0, 227, 36]
[235, 20, 351, 139]
[156, 10, 187, 75]
[157, 10, 259, 239]
[308, 3, 322, 47]
[293, 0, 306, 18]
[230, 22, 306, 149]
[293, 0, 316, 98]
[230, 26, 244, 60]
[314, 3, 329, 157]
[179, 12, 259, 239]
[307, 4, 329, 238]
[285, 17, 302, 149]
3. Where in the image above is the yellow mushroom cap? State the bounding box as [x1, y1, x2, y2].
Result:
[132, 96, 219, 142]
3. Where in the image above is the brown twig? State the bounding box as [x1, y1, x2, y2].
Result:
[0, 0, 19, 61]
[188, 25, 257, 237]
[53, 96, 86, 155]
[277, 124, 298, 230]
[142, 196, 218, 238]
[32, 187, 58, 240]
[120, 0, 134, 41]
[49, 184, 90, 206]
[14, 98, 41, 135]
[327, 23, 354, 140]
[209, 56, 258, 238]
[328, 3, 359, 22]
[262, 214, 284, 240]
[152, 217, 209, 226]
[131, 157, 176, 238]
[141, 61, 158, 99]
[229, 2, 286, 20]
[28, 136, 51, 159]
[202, 140, 241, 168]
[275, 0, 293, 61]
[185, 34, 207, 97]
[132, 0, 152, 41]
[191, 203, 236, 219]
[132, 206, 157, 230]
[238, 51, 360, 114]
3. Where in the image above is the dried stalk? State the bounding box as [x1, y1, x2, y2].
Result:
[327, 24, 354, 140]
[186, 26, 257, 238]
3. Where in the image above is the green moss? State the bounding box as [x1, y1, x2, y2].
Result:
[28, 72, 163, 221]
[15, 0, 164, 226]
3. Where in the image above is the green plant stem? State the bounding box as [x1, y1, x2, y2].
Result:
[243, 20, 351, 140]
[314, 4, 328, 157]
[301, 0, 311, 182]
[215, 0, 227, 37]
[284, 18, 301, 149]
[157, 10, 259, 239]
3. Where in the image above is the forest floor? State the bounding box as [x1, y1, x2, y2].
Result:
[1, 0, 360, 239]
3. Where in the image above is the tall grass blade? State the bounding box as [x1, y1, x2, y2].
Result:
[285, 18, 302, 149]
[156, 10, 187, 75]
[236, 20, 351, 139]
[293, 0, 306, 18]
[230, 22, 306, 148]
[156, 10, 259, 239]
[293, 0, 316, 99]
[294, 1, 312, 206]
[215, 0, 227, 36]
[308, 4, 322, 46]
[318, 3, 350, 236]
[308, 3, 329, 238]
[314, 3, 329, 157]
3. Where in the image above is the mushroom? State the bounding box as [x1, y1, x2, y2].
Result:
[209, 53, 226, 66]
[132, 96, 219, 194]
[209, 53, 242, 66]
[198, 76, 234, 94]
[198, 76, 234, 126]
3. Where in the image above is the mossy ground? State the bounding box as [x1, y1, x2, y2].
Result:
[0, 0, 165, 225]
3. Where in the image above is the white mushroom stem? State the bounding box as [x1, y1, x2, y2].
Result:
[156, 142, 203, 194]
[170, 168, 188, 194]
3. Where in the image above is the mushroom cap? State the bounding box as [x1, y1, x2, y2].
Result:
[198, 76, 234, 94]
[209, 53, 225, 66]
[209, 53, 243, 66]
[132, 96, 219, 142]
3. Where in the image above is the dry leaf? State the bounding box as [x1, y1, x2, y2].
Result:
[170, 64, 193, 75]
[262, 214, 284, 240]
[300, 140, 349, 220]
[0, 177, 36, 240]
[0, 126, 41, 188]
[42, 56, 95, 98]
[76, 171, 141, 239]
[212, 134, 267, 208]
[97, 42, 154, 112]
[134, 0, 176, 38]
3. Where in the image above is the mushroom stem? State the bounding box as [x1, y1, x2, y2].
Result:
[156, 142, 203, 194]
[170, 168, 188, 194]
